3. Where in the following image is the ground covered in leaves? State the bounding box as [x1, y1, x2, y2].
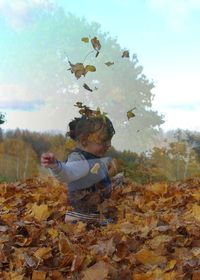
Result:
[1, 177, 200, 279]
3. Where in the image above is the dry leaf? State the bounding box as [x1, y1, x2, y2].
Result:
[82, 261, 109, 280]
[83, 83, 93, 92]
[90, 163, 101, 174]
[31, 203, 50, 221]
[81, 37, 89, 43]
[91, 37, 101, 57]
[135, 248, 167, 265]
[32, 271, 47, 280]
[122, 50, 129, 58]
[105, 61, 114, 66]
[127, 107, 136, 120]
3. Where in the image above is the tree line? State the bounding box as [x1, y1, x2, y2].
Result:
[0, 128, 200, 184]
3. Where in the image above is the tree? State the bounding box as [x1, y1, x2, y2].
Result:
[0, 138, 38, 181]
[0, 113, 5, 125]
[0, 6, 164, 152]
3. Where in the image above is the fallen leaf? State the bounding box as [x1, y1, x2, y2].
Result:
[31, 203, 50, 221]
[82, 261, 109, 280]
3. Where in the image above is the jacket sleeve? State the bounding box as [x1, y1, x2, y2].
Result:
[49, 152, 90, 183]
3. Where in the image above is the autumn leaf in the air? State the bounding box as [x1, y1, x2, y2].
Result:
[127, 107, 136, 120]
[122, 50, 129, 58]
[85, 65, 96, 73]
[74, 102, 83, 108]
[68, 61, 96, 79]
[81, 37, 89, 43]
[91, 37, 101, 57]
[105, 62, 114, 67]
[83, 83, 93, 92]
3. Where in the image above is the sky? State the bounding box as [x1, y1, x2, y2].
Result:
[0, 0, 200, 133]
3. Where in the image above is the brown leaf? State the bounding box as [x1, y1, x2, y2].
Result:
[34, 247, 52, 260]
[83, 83, 93, 92]
[82, 261, 109, 280]
[91, 37, 101, 57]
[68, 61, 86, 79]
[122, 50, 129, 58]
[135, 248, 167, 265]
[32, 271, 47, 280]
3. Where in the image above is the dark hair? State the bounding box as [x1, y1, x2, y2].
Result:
[67, 115, 115, 141]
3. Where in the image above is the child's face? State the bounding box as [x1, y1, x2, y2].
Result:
[85, 131, 112, 157]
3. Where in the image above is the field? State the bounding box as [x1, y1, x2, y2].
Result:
[1, 176, 200, 279]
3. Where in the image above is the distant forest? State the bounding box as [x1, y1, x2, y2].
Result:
[0, 128, 200, 184]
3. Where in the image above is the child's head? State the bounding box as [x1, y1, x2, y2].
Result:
[67, 115, 115, 157]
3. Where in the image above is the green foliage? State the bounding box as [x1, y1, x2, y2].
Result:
[0, 113, 5, 125]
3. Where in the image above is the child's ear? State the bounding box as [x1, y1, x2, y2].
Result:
[79, 135, 88, 147]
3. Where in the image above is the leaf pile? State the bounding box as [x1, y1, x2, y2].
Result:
[1, 177, 200, 279]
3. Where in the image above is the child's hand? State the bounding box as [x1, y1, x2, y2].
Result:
[108, 158, 119, 177]
[41, 152, 58, 169]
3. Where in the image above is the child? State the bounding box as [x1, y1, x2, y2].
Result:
[41, 114, 119, 224]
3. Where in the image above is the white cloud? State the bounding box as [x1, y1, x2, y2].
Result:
[151, 71, 200, 131]
[147, 0, 200, 31]
[0, 84, 44, 110]
[0, 0, 54, 28]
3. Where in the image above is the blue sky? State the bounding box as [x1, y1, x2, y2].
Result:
[0, 0, 200, 132]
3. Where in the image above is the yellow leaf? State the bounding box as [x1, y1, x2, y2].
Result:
[6, 272, 25, 280]
[81, 37, 89, 43]
[135, 248, 167, 265]
[48, 228, 58, 239]
[85, 65, 96, 72]
[192, 204, 200, 221]
[147, 182, 168, 195]
[32, 271, 47, 280]
[127, 108, 136, 120]
[90, 163, 101, 174]
[34, 247, 52, 260]
[31, 203, 50, 221]
[164, 259, 177, 272]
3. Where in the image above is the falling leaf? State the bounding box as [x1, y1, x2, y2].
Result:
[68, 61, 86, 79]
[105, 61, 114, 66]
[90, 163, 101, 174]
[122, 50, 129, 58]
[81, 37, 89, 43]
[91, 37, 101, 57]
[83, 83, 93, 92]
[127, 107, 136, 120]
[85, 65, 96, 73]
[74, 102, 83, 108]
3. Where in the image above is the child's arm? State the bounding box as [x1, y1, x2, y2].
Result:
[41, 152, 90, 183]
